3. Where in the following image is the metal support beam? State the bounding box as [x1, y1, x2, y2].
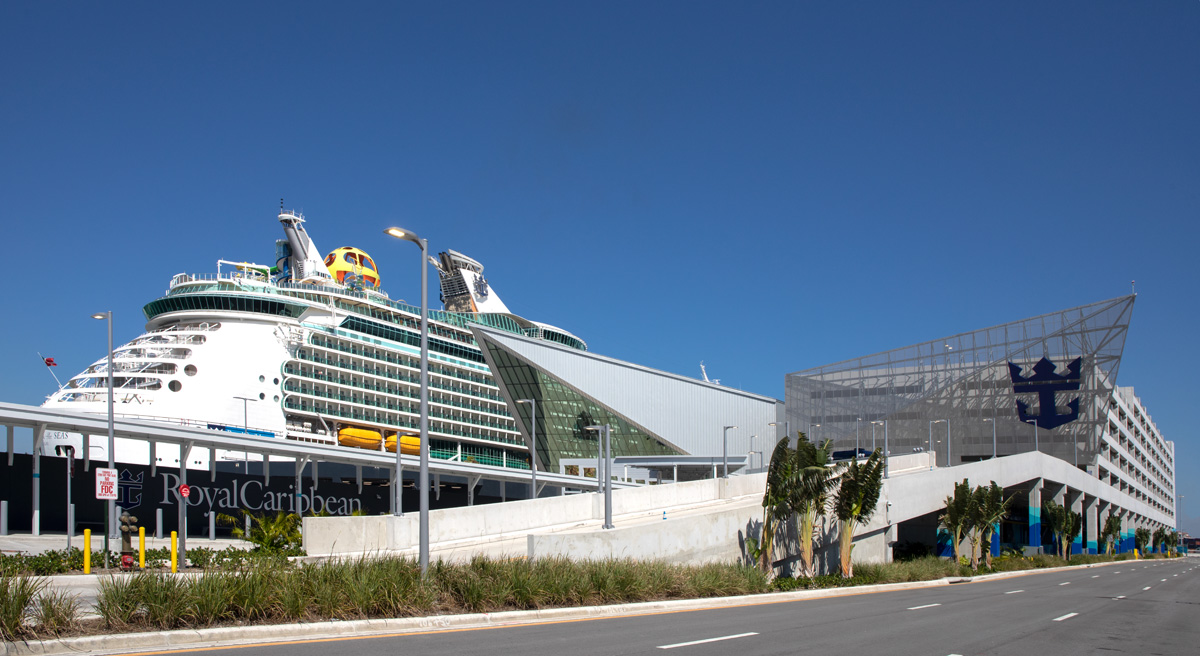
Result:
[6, 425, 13, 467]
[209, 448, 217, 482]
[149, 441, 156, 477]
[179, 441, 192, 565]
[356, 465, 363, 494]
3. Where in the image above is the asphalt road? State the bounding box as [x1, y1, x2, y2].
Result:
[119, 558, 1198, 656]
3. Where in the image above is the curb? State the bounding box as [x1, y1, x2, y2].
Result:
[0, 557, 1154, 656]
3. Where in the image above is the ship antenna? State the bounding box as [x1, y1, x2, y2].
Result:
[280, 198, 284, 213]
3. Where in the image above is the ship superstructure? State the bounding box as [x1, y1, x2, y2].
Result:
[42, 209, 586, 473]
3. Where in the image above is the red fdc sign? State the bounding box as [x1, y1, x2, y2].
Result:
[96, 467, 118, 500]
[179, 484, 191, 498]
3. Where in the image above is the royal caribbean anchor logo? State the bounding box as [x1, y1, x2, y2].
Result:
[1007, 357, 1082, 430]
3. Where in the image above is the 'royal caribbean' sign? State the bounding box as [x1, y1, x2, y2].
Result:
[1007, 357, 1082, 430]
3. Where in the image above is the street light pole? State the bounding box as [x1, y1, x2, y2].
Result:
[928, 420, 944, 470]
[516, 399, 537, 499]
[91, 311, 114, 569]
[984, 418, 996, 459]
[856, 418, 861, 458]
[384, 227, 430, 575]
[722, 426, 736, 478]
[585, 425, 612, 528]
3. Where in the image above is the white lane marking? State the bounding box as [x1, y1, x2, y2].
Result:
[1143, 586, 1152, 591]
[1092, 575, 1100, 578]
[1005, 590, 1024, 594]
[1059, 582, 1071, 586]
[907, 603, 942, 610]
[1113, 595, 1126, 600]
[658, 633, 758, 650]
[1173, 575, 1178, 577]
[1161, 579, 1167, 582]
[1053, 613, 1079, 622]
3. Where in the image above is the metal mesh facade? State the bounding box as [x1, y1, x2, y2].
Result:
[785, 296, 1135, 469]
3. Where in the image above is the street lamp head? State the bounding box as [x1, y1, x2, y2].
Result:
[384, 227, 425, 246]
[516, 399, 534, 405]
[983, 418, 993, 423]
[91, 312, 110, 320]
[724, 425, 737, 430]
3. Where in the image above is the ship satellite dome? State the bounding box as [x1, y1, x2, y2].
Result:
[324, 247, 381, 289]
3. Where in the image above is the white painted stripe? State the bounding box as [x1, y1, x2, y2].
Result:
[1113, 595, 1126, 600]
[1005, 590, 1023, 594]
[1059, 582, 1071, 586]
[658, 633, 758, 650]
[1092, 575, 1100, 578]
[1161, 579, 1167, 582]
[907, 603, 942, 610]
[1143, 586, 1152, 590]
[1053, 613, 1079, 622]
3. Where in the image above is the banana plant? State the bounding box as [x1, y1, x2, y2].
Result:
[974, 482, 1010, 570]
[1102, 514, 1122, 555]
[758, 436, 796, 574]
[790, 435, 844, 577]
[939, 479, 975, 564]
[833, 449, 885, 578]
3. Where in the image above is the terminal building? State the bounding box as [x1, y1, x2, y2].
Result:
[785, 294, 1177, 555]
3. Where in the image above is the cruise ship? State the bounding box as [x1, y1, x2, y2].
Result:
[41, 209, 586, 473]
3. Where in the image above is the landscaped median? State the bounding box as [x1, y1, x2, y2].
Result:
[0, 552, 1183, 654]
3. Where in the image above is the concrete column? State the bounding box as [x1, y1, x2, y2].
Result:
[1085, 495, 1098, 554]
[1070, 490, 1083, 555]
[32, 424, 46, 537]
[6, 425, 13, 466]
[1027, 479, 1042, 552]
[1097, 501, 1110, 554]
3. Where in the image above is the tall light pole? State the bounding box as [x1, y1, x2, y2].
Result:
[1025, 419, 1039, 452]
[384, 227, 430, 575]
[928, 419, 945, 470]
[516, 399, 537, 499]
[871, 420, 880, 452]
[983, 417, 996, 459]
[91, 311, 114, 569]
[722, 426, 737, 478]
[585, 425, 612, 528]
[856, 417, 861, 458]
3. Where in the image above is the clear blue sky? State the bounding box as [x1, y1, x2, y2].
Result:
[2, 2, 1197, 532]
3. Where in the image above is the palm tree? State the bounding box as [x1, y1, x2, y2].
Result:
[1042, 501, 1068, 558]
[1152, 527, 1168, 555]
[975, 482, 1010, 570]
[1135, 527, 1152, 555]
[833, 449, 885, 578]
[939, 479, 974, 564]
[1102, 514, 1122, 555]
[1062, 511, 1082, 562]
[758, 437, 795, 574]
[790, 435, 844, 577]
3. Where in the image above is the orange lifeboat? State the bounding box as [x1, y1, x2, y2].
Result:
[386, 433, 421, 455]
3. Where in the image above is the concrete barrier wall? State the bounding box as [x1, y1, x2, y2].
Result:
[304, 473, 769, 556]
[528, 500, 762, 565]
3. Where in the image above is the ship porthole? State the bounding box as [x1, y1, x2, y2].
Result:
[259, 392, 265, 400]
[168, 380, 182, 392]
[273, 377, 279, 385]
[273, 395, 280, 402]
[258, 375, 266, 383]
[184, 365, 197, 376]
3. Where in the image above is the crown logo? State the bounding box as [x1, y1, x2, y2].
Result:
[1008, 357, 1082, 430]
[473, 273, 490, 301]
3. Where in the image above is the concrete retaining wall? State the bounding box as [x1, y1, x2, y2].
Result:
[303, 474, 769, 556]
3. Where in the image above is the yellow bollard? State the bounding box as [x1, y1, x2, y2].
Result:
[171, 531, 178, 573]
[83, 529, 91, 574]
[139, 527, 145, 569]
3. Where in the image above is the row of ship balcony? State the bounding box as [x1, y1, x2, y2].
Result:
[303, 338, 497, 390]
[285, 358, 509, 417]
[294, 349, 503, 401]
[281, 383, 519, 439]
[281, 398, 528, 470]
